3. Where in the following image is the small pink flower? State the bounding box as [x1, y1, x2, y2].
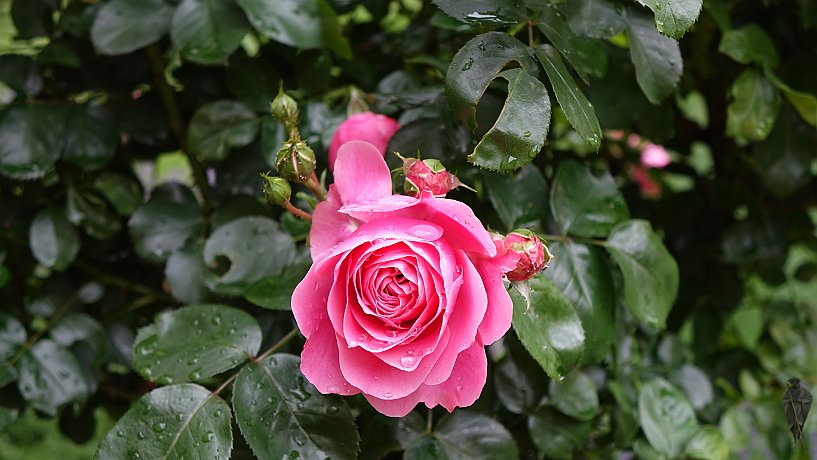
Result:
[499, 230, 552, 282]
[627, 133, 643, 149]
[640, 143, 671, 168]
[632, 166, 662, 198]
[293, 141, 518, 417]
[328, 112, 400, 171]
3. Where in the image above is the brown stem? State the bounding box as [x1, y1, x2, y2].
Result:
[305, 173, 327, 201]
[527, 20, 535, 48]
[284, 202, 312, 221]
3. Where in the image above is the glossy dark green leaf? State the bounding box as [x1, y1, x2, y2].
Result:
[94, 384, 233, 460]
[171, 0, 249, 65]
[232, 353, 360, 459]
[625, 9, 683, 104]
[564, 0, 625, 38]
[0, 313, 26, 388]
[511, 276, 585, 380]
[638, 377, 699, 457]
[536, 5, 607, 82]
[0, 55, 43, 98]
[187, 100, 258, 161]
[128, 185, 202, 263]
[549, 370, 599, 421]
[29, 207, 80, 271]
[671, 364, 713, 410]
[544, 242, 614, 364]
[753, 107, 817, 198]
[50, 312, 108, 361]
[17, 339, 91, 416]
[726, 69, 780, 144]
[470, 68, 551, 171]
[684, 426, 729, 460]
[66, 188, 122, 240]
[535, 45, 601, 149]
[62, 104, 118, 170]
[0, 105, 65, 180]
[92, 172, 142, 216]
[607, 220, 679, 330]
[430, 0, 526, 24]
[165, 243, 210, 304]
[550, 160, 628, 238]
[430, 412, 518, 460]
[638, 0, 702, 39]
[483, 165, 547, 231]
[237, 0, 337, 51]
[243, 263, 309, 310]
[444, 31, 537, 128]
[132, 304, 262, 384]
[90, 0, 174, 55]
[494, 351, 547, 414]
[203, 216, 296, 296]
[10, 0, 53, 39]
[718, 24, 779, 68]
[528, 408, 592, 460]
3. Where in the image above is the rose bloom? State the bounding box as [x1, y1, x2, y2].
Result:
[292, 141, 518, 417]
[327, 112, 400, 171]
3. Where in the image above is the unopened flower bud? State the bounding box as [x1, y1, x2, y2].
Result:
[502, 229, 553, 281]
[276, 141, 315, 183]
[270, 85, 299, 133]
[402, 157, 462, 197]
[261, 173, 291, 206]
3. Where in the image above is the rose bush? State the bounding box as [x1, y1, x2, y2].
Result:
[292, 141, 518, 417]
[327, 112, 400, 170]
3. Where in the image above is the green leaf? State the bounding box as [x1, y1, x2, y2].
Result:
[544, 242, 614, 364]
[564, 0, 626, 39]
[93, 172, 142, 216]
[29, 207, 80, 271]
[62, 104, 118, 170]
[0, 104, 65, 180]
[128, 185, 202, 263]
[444, 31, 537, 128]
[0, 55, 43, 98]
[638, 377, 699, 457]
[494, 350, 547, 414]
[17, 339, 91, 416]
[607, 220, 679, 330]
[171, 0, 249, 65]
[232, 354, 360, 459]
[511, 276, 585, 380]
[94, 384, 233, 460]
[528, 408, 592, 460]
[90, 0, 174, 55]
[753, 107, 817, 198]
[469, 68, 551, 171]
[0, 313, 26, 388]
[718, 24, 779, 68]
[430, 412, 519, 460]
[243, 263, 309, 310]
[535, 45, 601, 149]
[187, 100, 258, 161]
[625, 9, 683, 104]
[766, 70, 817, 127]
[725, 69, 780, 144]
[165, 243, 210, 304]
[430, 0, 526, 24]
[638, 0, 702, 39]
[684, 426, 729, 460]
[237, 0, 349, 55]
[483, 165, 548, 231]
[50, 312, 109, 361]
[66, 188, 122, 240]
[550, 160, 629, 238]
[132, 304, 262, 384]
[536, 5, 607, 82]
[549, 370, 599, 421]
[203, 216, 296, 296]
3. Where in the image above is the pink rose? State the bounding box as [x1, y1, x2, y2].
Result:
[292, 141, 518, 417]
[500, 229, 552, 282]
[328, 112, 400, 171]
[640, 143, 671, 168]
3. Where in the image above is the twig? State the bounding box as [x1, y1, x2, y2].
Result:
[255, 328, 300, 362]
[285, 202, 312, 221]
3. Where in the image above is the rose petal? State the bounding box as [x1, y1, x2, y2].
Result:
[334, 141, 393, 205]
[309, 186, 358, 261]
[474, 258, 516, 345]
[300, 319, 360, 396]
[291, 256, 338, 337]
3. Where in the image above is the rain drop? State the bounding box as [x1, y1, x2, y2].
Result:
[461, 57, 474, 71]
[202, 432, 215, 443]
[152, 422, 166, 433]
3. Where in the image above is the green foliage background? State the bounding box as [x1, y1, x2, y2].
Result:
[1, 0, 816, 458]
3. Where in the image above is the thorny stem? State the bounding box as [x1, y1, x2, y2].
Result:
[145, 44, 214, 229]
[285, 202, 312, 221]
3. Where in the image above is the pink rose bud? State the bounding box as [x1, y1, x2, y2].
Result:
[627, 133, 643, 149]
[640, 143, 671, 168]
[502, 229, 552, 281]
[632, 166, 662, 198]
[402, 157, 462, 197]
[328, 112, 400, 171]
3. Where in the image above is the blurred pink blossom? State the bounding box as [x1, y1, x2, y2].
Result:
[640, 143, 671, 168]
